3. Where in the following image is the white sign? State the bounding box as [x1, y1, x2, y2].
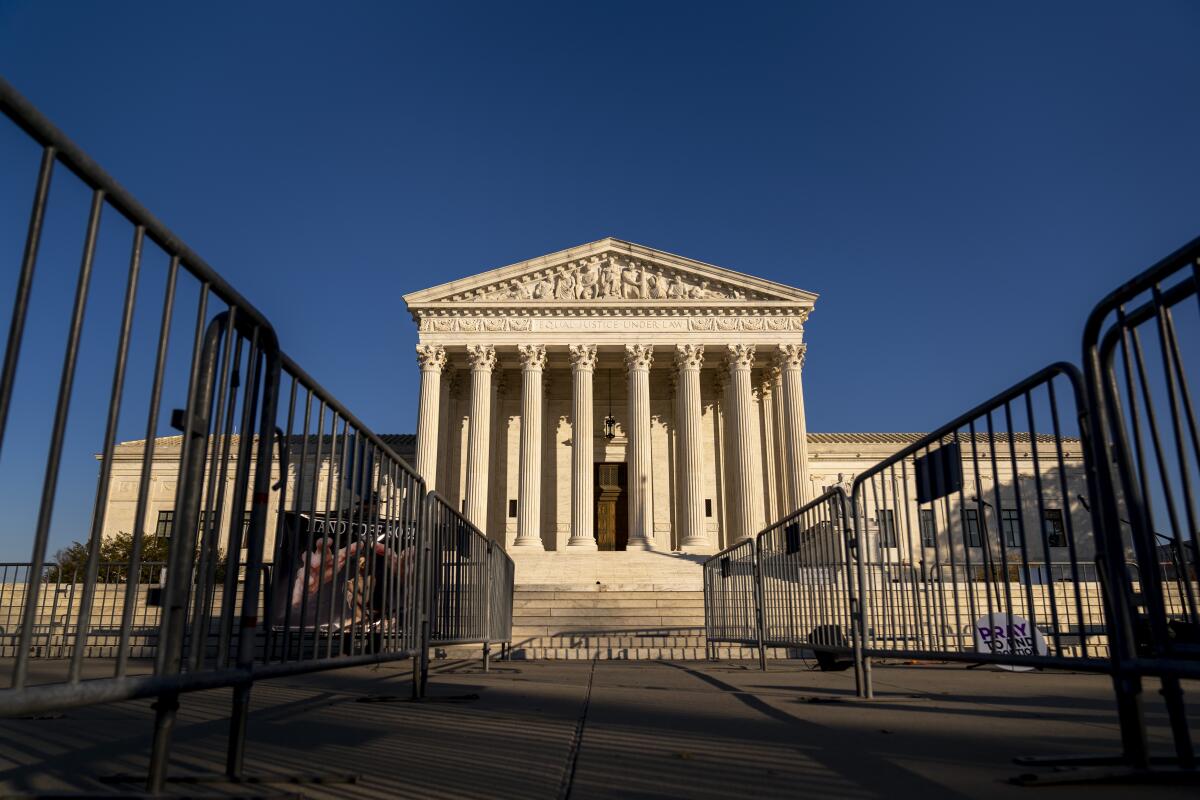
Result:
[973, 613, 1047, 671]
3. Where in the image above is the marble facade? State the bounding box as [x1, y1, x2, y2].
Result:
[404, 238, 817, 553]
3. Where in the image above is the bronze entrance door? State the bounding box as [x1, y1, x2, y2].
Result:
[594, 463, 629, 551]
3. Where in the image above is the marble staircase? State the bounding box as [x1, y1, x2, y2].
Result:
[433, 550, 798, 661]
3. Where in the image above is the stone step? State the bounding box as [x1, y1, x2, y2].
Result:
[501, 646, 802, 661]
[512, 617, 705, 630]
[511, 635, 710, 648]
[530, 606, 704, 618]
[514, 598, 704, 610]
[514, 590, 705, 600]
[516, 583, 701, 591]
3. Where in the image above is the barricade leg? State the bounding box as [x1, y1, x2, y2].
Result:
[226, 680, 252, 778]
[753, 541, 768, 672]
[147, 692, 180, 793]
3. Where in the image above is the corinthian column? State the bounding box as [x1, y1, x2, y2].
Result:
[726, 344, 765, 540]
[776, 344, 811, 508]
[624, 344, 654, 550]
[769, 364, 789, 518]
[414, 344, 446, 490]
[568, 345, 598, 549]
[464, 344, 496, 529]
[514, 344, 547, 548]
[674, 344, 708, 552]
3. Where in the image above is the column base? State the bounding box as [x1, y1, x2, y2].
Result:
[624, 536, 655, 551]
[511, 537, 545, 550]
[565, 537, 597, 550]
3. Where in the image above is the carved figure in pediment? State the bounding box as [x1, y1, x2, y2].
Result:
[667, 273, 688, 299]
[644, 271, 660, 300]
[577, 259, 599, 299]
[532, 273, 554, 300]
[621, 264, 643, 298]
[599, 260, 620, 298]
[648, 269, 669, 299]
[555, 269, 576, 299]
[513, 277, 534, 300]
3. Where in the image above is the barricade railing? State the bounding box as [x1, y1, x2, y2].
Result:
[487, 540, 516, 660]
[849, 364, 1110, 675]
[702, 233, 1200, 775]
[416, 491, 513, 693]
[1083, 234, 1200, 769]
[0, 561, 268, 661]
[702, 537, 762, 668]
[0, 74, 287, 792]
[756, 488, 866, 691]
[0, 76, 512, 791]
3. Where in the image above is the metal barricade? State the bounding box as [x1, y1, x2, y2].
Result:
[849, 364, 1110, 677]
[487, 541, 516, 663]
[416, 491, 510, 692]
[702, 537, 763, 667]
[0, 77, 505, 791]
[0, 75, 288, 792]
[0, 561, 280, 662]
[1083, 234, 1200, 769]
[756, 488, 866, 692]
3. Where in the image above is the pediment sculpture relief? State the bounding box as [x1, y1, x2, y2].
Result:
[444, 254, 764, 303]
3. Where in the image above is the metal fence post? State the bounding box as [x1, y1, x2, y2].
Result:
[226, 337, 281, 780]
[849, 490, 873, 699]
[753, 538, 768, 672]
[417, 494, 434, 699]
[482, 542, 492, 673]
[146, 311, 224, 793]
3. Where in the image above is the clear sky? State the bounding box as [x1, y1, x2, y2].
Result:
[1, 2, 1199, 557]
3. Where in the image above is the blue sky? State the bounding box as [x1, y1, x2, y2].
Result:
[1, 2, 1199, 556]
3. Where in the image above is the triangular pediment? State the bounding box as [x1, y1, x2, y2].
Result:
[403, 238, 817, 309]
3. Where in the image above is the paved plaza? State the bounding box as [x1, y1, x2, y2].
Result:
[0, 659, 1193, 798]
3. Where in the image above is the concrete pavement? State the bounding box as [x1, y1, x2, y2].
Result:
[0, 659, 1195, 797]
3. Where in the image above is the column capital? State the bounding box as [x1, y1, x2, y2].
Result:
[725, 343, 756, 371]
[674, 343, 705, 371]
[416, 343, 447, 372]
[466, 344, 497, 371]
[568, 344, 598, 371]
[518, 343, 547, 371]
[774, 343, 807, 370]
[624, 343, 654, 372]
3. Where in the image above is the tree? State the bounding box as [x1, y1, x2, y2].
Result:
[45, 532, 225, 583]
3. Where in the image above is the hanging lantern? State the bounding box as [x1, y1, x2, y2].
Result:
[604, 368, 617, 440]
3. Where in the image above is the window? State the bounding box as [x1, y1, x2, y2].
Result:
[919, 509, 936, 547]
[705, 499, 713, 518]
[158, 510, 219, 540]
[1043, 509, 1066, 548]
[878, 510, 897, 547]
[508, 499, 517, 518]
[1000, 508, 1021, 548]
[963, 508, 981, 547]
[239, 511, 254, 552]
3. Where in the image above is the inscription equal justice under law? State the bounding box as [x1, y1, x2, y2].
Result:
[533, 318, 689, 331]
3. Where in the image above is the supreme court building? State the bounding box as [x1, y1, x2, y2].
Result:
[405, 238, 818, 554]
[98, 239, 1092, 567]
